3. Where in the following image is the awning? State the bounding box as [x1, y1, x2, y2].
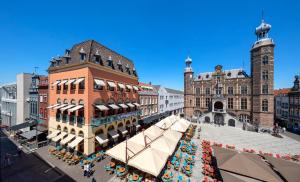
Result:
[10, 121, 37, 131]
[47, 130, 60, 139]
[108, 130, 119, 139]
[47, 104, 60, 109]
[136, 125, 141, 129]
[20, 130, 42, 140]
[52, 132, 67, 142]
[95, 105, 109, 111]
[126, 85, 132, 89]
[133, 86, 139, 91]
[60, 105, 75, 111]
[60, 134, 76, 145]
[108, 104, 119, 110]
[118, 127, 128, 135]
[66, 79, 76, 85]
[68, 105, 83, 112]
[126, 103, 135, 108]
[133, 103, 140, 107]
[95, 134, 109, 145]
[118, 83, 125, 89]
[74, 78, 84, 84]
[107, 81, 116, 87]
[68, 136, 84, 148]
[118, 104, 128, 109]
[53, 104, 67, 109]
[52, 80, 60, 86]
[94, 79, 105, 86]
[58, 80, 68, 86]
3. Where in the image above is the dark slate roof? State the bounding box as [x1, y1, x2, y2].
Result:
[48, 40, 137, 77]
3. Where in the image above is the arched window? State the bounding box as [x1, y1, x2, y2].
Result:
[57, 125, 61, 130]
[195, 88, 200, 96]
[262, 55, 268, 65]
[63, 127, 68, 132]
[70, 128, 76, 135]
[63, 99, 68, 104]
[78, 99, 84, 105]
[57, 98, 61, 104]
[262, 99, 268, 112]
[78, 130, 84, 137]
[70, 99, 76, 105]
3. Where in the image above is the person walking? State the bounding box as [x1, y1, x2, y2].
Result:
[91, 177, 96, 182]
[87, 163, 91, 178]
[83, 164, 88, 177]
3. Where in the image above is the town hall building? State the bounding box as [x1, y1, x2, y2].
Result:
[184, 19, 275, 128]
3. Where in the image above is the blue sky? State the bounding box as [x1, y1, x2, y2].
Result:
[0, 0, 299, 90]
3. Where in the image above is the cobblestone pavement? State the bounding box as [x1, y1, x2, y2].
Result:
[35, 146, 114, 182]
[199, 123, 300, 156]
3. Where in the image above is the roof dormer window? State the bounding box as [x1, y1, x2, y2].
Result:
[198, 75, 201, 79]
[227, 72, 231, 77]
[117, 60, 123, 71]
[79, 48, 86, 62]
[206, 74, 209, 78]
[107, 56, 114, 69]
[94, 50, 103, 65]
[64, 50, 71, 64]
[133, 67, 137, 76]
[125, 64, 131, 75]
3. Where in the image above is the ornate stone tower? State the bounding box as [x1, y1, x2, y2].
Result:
[251, 18, 275, 128]
[184, 56, 195, 119]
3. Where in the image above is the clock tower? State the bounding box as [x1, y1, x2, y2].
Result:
[184, 56, 195, 119]
[251, 19, 275, 128]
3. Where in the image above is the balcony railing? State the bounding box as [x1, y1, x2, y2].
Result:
[77, 116, 85, 126]
[56, 113, 61, 121]
[62, 114, 69, 122]
[91, 110, 141, 127]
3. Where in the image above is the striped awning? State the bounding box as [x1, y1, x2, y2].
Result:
[52, 80, 60, 86]
[126, 85, 132, 89]
[47, 104, 60, 109]
[109, 104, 119, 110]
[60, 105, 75, 111]
[47, 130, 60, 139]
[67, 79, 76, 85]
[68, 136, 84, 148]
[107, 81, 116, 88]
[53, 104, 67, 109]
[58, 80, 68, 86]
[95, 105, 109, 111]
[68, 105, 83, 112]
[127, 103, 135, 108]
[60, 134, 76, 145]
[118, 83, 125, 89]
[133, 86, 139, 91]
[94, 79, 105, 86]
[119, 104, 128, 109]
[133, 103, 140, 107]
[74, 78, 84, 84]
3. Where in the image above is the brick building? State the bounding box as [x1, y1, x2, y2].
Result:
[138, 82, 159, 126]
[274, 88, 291, 126]
[288, 75, 300, 130]
[184, 19, 275, 128]
[47, 40, 140, 155]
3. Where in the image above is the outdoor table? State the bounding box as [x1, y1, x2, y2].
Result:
[131, 174, 139, 181]
[185, 165, 190, 171]
[110, 162, 116, 168]
[117, 167, 126, 173]
[162, 173, 171, 182]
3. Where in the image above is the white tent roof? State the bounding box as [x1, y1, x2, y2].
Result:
[47, 130, 60, 139]
[177, 118, 191, 128]
[163, 129, 183, 142]
[128, 146, 170, 177]
[52, 132, 67, 142]
[155, 117, 174, 129]
[170, 121, 189, 133]
[150, 135, 178, 155]
[106, 140, 145, 163]
[68, 136, 84, 148]
[144, 125, 164, 139]
[60, 134, 76, 145]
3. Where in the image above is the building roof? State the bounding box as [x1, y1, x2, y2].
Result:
[152, 85, 183, 95]
[274, 88, 291, 97]
[48, 40, 137, 77]
[138, 82, 158, 95]
[195, 68, 249, 81]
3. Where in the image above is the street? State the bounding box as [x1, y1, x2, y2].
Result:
[0, 130, 74, 182]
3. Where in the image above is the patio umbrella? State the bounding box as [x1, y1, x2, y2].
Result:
[128, 146, 169, 177]
[263, 155, 300, 182]
[150, 135, 178, 155]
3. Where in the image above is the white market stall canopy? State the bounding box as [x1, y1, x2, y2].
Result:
[47, 130, 60, 139]
[106, 115, 190, 177]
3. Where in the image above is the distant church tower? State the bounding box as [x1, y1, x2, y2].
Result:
[184, 56, 195, 119]
[251, 18, 275, 128]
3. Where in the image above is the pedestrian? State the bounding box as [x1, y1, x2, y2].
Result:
[17, 146, 22, 157]
[83, 164, 88, 177]
[91, 177, 96, 182]
[87, 163, 91, 178]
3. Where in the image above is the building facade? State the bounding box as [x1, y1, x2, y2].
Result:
[29, 74, 49, 132]
[0, 83, 17, 127]
[288, 76, 300, 129]
[138, 82, 159, 126]
[274, 89, 290, 126]
[184, 19, 275, 128]
[154, 85, 184, 116]
[47, 40, 140, 155]
[16, 73, 32, 131]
